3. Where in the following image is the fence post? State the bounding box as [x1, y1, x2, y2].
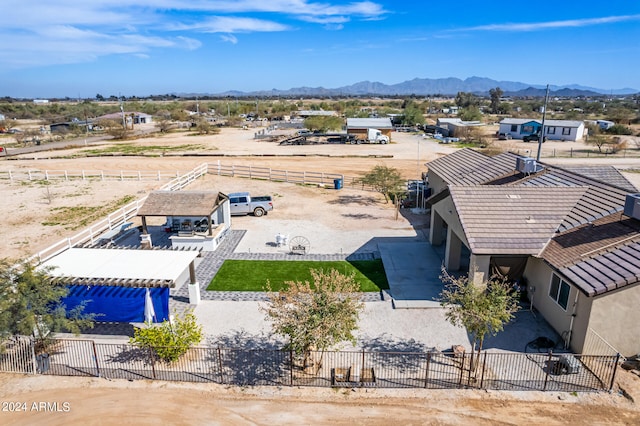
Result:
[28, 170, 32, 180]
[458, 352, 466, 388]
[150, 348, 156, 379]
[100, 171, 104, 181]
[543, 350, 552, 391]
[30, 337, 37, 375]
[479, 352, 488, 389]
[92, 341, 100, 378]
[609, 353, 621, 392]
[45, 170, 49, 181]
[64, 170, 68, 181]
[217, 347, 224, 384]
[467, 350, 475, 387]
[424, 351, 431, 388]
[290, 349, 294, 387]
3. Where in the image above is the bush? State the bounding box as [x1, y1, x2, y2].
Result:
[129, 312, 203, 363]
[605, 124, 633, 135]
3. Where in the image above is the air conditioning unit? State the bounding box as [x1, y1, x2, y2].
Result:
[516, 157, 537, 174]
[623, 193, 640, 220]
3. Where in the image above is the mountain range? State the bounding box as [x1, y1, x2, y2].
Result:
[212, 76, 638, 98]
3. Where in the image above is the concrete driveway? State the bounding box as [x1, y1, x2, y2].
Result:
[378, 242, 445, 308]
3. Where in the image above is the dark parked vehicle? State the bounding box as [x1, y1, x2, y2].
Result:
[523, 133, 546, 142]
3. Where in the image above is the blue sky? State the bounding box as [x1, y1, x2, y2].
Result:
[1, 0, 639, 98]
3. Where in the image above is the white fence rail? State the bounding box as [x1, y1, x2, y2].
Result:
[0, 169, 186, 182]
[21, 161, 373, 263]
[28, 163, 209, 264]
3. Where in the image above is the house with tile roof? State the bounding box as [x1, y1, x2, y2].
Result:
[426, 149, 640, 356]
[498, 118, 586, 141]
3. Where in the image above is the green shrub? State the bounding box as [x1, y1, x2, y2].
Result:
[129, 312, 203, 363]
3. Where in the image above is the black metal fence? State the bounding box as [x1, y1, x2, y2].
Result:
[0, 338, 620, 392]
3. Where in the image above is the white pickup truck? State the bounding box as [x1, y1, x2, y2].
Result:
[228, 192, 273, 217]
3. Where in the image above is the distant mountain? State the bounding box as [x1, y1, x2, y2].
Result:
[213, 76, 637, 97]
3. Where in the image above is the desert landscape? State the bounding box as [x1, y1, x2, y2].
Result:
[1, 125, 640, 424]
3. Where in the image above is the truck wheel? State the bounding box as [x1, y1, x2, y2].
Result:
[253, 207, 265, 217]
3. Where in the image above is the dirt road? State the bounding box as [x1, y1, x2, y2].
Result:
[1, 373, 639, 425]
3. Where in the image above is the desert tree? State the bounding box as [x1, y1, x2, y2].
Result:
[303, 115, 343, 133]
[261, 268, 364, 369]
[439, 270, 520, 371]
[585, 123, 612, 153]
[0, 259, 95, 349]
[358, 165, 405, 203]
[489, 87, 503, 114]
[155, 117, 176, 133]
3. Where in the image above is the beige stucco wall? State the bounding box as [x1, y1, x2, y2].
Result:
[431, 196, 468, 248]
[586, 283, 640, 357]
[427, 171, 447, 195]
[523, 257, 592, 352]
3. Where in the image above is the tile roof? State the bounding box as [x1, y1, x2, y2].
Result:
[426, 149, 520, 186]
[428, 149, 640, 297]
[557, 165, 638, 193]
[516, 168, 629, 231]
[542, 213, 640, 296]
[449, 186, 586, 255]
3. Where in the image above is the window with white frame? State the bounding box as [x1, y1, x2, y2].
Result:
[562, 127, 571, 135]
[549, 274, 570, 310]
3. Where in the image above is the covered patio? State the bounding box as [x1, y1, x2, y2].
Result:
[136, 190, 231, 251]
[41, 248, 203, 322]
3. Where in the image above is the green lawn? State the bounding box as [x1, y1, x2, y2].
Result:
[207, 259, 389, 292]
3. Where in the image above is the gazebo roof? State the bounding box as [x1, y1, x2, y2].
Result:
[137, 191, 225, 217]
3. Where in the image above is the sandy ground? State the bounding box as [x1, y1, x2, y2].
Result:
[1, 126, 638, 259]
[1, 125, 640, 423]
[1, 372, 639, 425]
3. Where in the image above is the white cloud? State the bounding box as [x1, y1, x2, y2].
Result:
[172, 16, 290, 33]
[0, 0, 388, 69]
[454, 14, 640, 32]
[220, 34, 238, 44]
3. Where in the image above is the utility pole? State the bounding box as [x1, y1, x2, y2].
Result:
[120, 98, 126, 130]
[536, 84, 550, 162]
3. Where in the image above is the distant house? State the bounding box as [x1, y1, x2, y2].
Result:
[498, 118, 586, 141]
[436, 118, 483, 137]
[295, 110, 338, 118]
[50, 120, 93, 133]
[346, 117, 393, 140]
[426, 149, 640, 356]
[96, 112, 153, 125]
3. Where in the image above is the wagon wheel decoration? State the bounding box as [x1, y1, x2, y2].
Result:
[289, 236, 310, 255]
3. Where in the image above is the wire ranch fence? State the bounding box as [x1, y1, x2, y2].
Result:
[0, 338, 619, 393]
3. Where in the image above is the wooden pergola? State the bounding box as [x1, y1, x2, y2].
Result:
[136, 191, 228, 236]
